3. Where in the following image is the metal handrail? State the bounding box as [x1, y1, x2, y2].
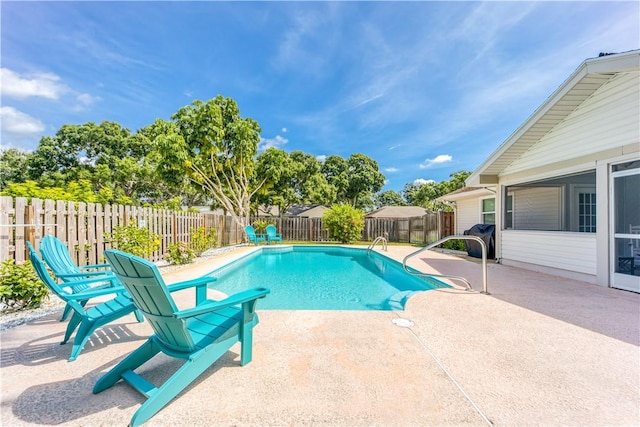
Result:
[402, 235, 489, 294]
[367, 236, 388, 253]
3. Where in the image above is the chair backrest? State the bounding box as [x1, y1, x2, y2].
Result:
[26, 242, 72, 301]
[104, 249, 195, 352]
[245, 225, 257, 239]
[40, 235, 81, 276]
[265, 224, 277, 237]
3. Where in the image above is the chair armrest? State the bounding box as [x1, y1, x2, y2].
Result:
[66, 285, 128, 300]
[80, 263, 111, 270]
[174, 287, 270, 319]
[166, 276, 218, 293]
[56, 271, 115, 278]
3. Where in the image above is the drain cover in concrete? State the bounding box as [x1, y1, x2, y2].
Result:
[392, 318, 414, 328]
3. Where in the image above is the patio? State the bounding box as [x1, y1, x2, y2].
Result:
[1, 246, 638, 426]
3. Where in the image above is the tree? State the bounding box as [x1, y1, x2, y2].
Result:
[343, 153, 385, 208]
[320, 153, 385, 209]
[402, 182, 421, 205]
[156, 96, 265, 228]
[374, 190, 406, 209]
[412, 170, 471, 211]
[254, 149, 336, 216]
[0, 148, 31, 189]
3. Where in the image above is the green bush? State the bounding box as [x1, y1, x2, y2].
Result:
[251, 219, 273, 234]
[0, 260, 49, 311]
[105, 220, 161, 258]
[322, 204, 365, 244]
[439, 239, 466, 251]
[166, 242, 196, 265]
[189, 226, 217, 256]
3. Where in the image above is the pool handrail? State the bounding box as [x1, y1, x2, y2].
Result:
[367, 235, 388, 253]
[402, 235, 489, 294]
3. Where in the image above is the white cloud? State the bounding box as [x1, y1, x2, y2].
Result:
[1, 68, 68, 100]
[385, 167, 398, 173]
[258, 135, 288, 152]
[414, 178, 436, 186]
[70, 93, 103, 112]
[282, 127, 288, 133]
[316, 154, 327, 163]
[0, 107, 45, 134]
[419, 154, 452, 169]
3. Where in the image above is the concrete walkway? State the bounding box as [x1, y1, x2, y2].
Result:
[1, 246, 638, 426]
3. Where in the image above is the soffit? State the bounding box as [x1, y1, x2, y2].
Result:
[479, 74, 614, 178]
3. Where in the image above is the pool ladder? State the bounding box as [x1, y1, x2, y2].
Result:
[402, 235, 489, 294]
[367, 235, 388, 253]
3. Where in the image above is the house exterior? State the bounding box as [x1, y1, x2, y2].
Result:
[439, 50, 640, 293]
[366, 206, 432, 218]
[256, 204, 328, 218]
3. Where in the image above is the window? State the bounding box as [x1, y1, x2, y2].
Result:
[481, 198, 495, 224]
[504, 170, 596, 232]
[505, 195, 514, 229]
[578, 192, 596, 232]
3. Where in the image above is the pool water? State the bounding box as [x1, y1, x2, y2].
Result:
[206, 246, 448, 310]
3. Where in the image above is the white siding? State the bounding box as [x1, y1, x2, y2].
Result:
[501, 230, 597, 275]
[455, 198, 481, 233]
[502, 72, 640, 175]
[512, 187, 562, 230]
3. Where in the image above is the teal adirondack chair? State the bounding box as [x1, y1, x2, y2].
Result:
[39, 235, 118, 321]
[244, 225, 266, 245]
[265, 224, 282, 245]
[26, 242, 143, 361]
[95, 249, 270, 427]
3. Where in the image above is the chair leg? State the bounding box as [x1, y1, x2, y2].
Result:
[60, 304, 72, 322]
[68, 320, 98, 361]
[60, 299, 87, 321]
[133, 309, 144, 323]
[93, 338, 161, 394]
[129, 345, 231, 427]
[62, 312, 82, 344]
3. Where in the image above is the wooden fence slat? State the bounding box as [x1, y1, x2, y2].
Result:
[14, 197, 27, 263]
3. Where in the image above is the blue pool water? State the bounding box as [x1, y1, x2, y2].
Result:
[206, 246, 448, 310]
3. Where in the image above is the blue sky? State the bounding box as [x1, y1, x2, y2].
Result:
[1, 1, 638, 192]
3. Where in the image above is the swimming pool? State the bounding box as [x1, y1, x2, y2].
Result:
[206, 246, 448, 310]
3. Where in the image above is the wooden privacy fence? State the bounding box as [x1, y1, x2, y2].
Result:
[1, 196, 454, 266]
[0, 197, 244, 266]
[250, 211, 454, 244]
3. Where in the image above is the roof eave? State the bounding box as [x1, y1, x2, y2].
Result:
[466, 50, 640, 186]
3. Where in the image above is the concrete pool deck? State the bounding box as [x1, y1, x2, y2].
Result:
[1, 245, 638, 426]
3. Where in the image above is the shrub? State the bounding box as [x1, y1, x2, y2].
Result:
[166, 242, 195, 265]
[189, 226, 217, 256]
[105, 220, 161, 258]
[0, 260, 49, 311]
[322, 204, 365, 244]
[252, 219, 273, 234]
[439, 239, 466, 251]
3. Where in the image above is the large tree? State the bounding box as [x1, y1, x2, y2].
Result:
[255, 149, 335, 216]
[156, 96, 265, 228]
[412, 170, 471, 211]
[0, 148, 30, 189]
[329, 153, 385, 208]
[374, 190, 406, 209]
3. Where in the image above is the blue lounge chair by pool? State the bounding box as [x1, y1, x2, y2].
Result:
[26, 242, 143, 361]
[265, 224, 282, 245]
[39, 234, 118, 321]
[244, 225, 266, 245]
[95, 249, 269, 427]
